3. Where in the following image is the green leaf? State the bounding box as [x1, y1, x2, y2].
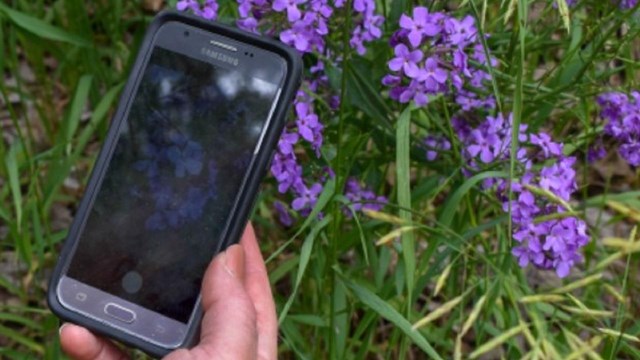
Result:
[278, 214, 332, 324]
[396, 107, 415, 300]
[439, 171, 508, 228]
[267, 178, 335, 263]
[339, 277, 444, 360]
[5, 144, 22, 230]
[0, 324, 44, 354]
[62, 75, 93, 155]
[0, 3, 90, 47]
[345, 61, 393, 130]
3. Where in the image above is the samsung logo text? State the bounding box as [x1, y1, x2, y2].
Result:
[201, 48, 239, 66]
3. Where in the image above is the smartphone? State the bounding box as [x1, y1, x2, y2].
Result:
[47, 11, 301, 357]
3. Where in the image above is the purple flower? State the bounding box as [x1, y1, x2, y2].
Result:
[618, 0, 638, 9]
[273, 0, 305, 22]
[176, 0, 218, 20]
[456, 113, 589, 278]
[292, 182, 323, 211]
[278, 131, 299, 155]
[399, 6, 440, 47]
[344, 178, 387, 214]
[274, 201, 294, 226]
[424, 135, 451, 161]
[444, 15, 477, 47]
[384, 8, 496, 110]
[467, 128, 499, 163]
[280, 21, 312, 52]
[388, 44, 423, 78]
[418, 57, 448, 90]
[530, 132, 563, 158]
[596, 90, 640, 167]
[167, 140, 204, 178]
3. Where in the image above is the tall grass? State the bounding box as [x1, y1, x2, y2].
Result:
[0, 0, 639, 359]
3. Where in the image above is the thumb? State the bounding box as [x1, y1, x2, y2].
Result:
[165, 244, 258, 360]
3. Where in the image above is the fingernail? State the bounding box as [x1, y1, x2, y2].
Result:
[58, 323, 69, 335]
[223, 245, 245, 284]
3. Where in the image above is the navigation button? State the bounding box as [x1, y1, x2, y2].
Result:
[104, 303, 136, 324]
[75, 292, 87, 302]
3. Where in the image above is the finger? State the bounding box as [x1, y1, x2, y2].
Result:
[59, 323, 128, 360]
[240, 224, 278, 360]
[166, 244, 258, 360]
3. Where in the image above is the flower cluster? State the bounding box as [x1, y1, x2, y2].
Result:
[383, 7, 496, 110]
[344, 178, 387, 214]
[597, 91, 640, 167]
[558, 0, 638, 9]
[176, 0, 219, 20]
[618, 0, 639, 9]
[424, 135, 451, 161]
[453, 113, 589, 278]
[237, 0, 383, 54]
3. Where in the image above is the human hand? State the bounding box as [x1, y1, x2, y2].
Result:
[59, 224, 277, 360]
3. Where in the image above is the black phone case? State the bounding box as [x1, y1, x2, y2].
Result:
[47, 10, 302, 358]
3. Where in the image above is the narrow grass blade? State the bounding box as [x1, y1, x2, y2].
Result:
[460, 295, 487, 336]
[551, 273, 602, 294]
[439, 171, 508, 227]
[278, 215, 332, 324]
[606, 201, 640, 223]
[363, 209, 406, 225]
[0, 324, 44, 354]
[5, 145, 22, 230]
[396, 107, 415, 298]
[560, 306, 614, 318]
[523, 184, 576, 214]
[519, 294, 565, 304]
[555, 0, 571, 33]
[376, 226, 416, 246]
[412, 294, 464, 330]
[62, 75, 93, 155]
[469, 323, 526, 359]
[434, 262, 453, 297]
[598, 328, 640, 343]
[340, 277, 443, 360]
[603, 284, 626, 303]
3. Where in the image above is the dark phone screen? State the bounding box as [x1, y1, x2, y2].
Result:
[67, 46, 279, 323]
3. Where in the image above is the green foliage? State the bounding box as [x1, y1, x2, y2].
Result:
[0, 0, 639, 359]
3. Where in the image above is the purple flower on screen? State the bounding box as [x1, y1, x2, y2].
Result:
[167, 140, 204, 178]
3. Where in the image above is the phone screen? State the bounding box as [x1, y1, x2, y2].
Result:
[65, 45, 280, 324]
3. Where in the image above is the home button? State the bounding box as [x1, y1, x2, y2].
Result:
[104, 303, 136, 324]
